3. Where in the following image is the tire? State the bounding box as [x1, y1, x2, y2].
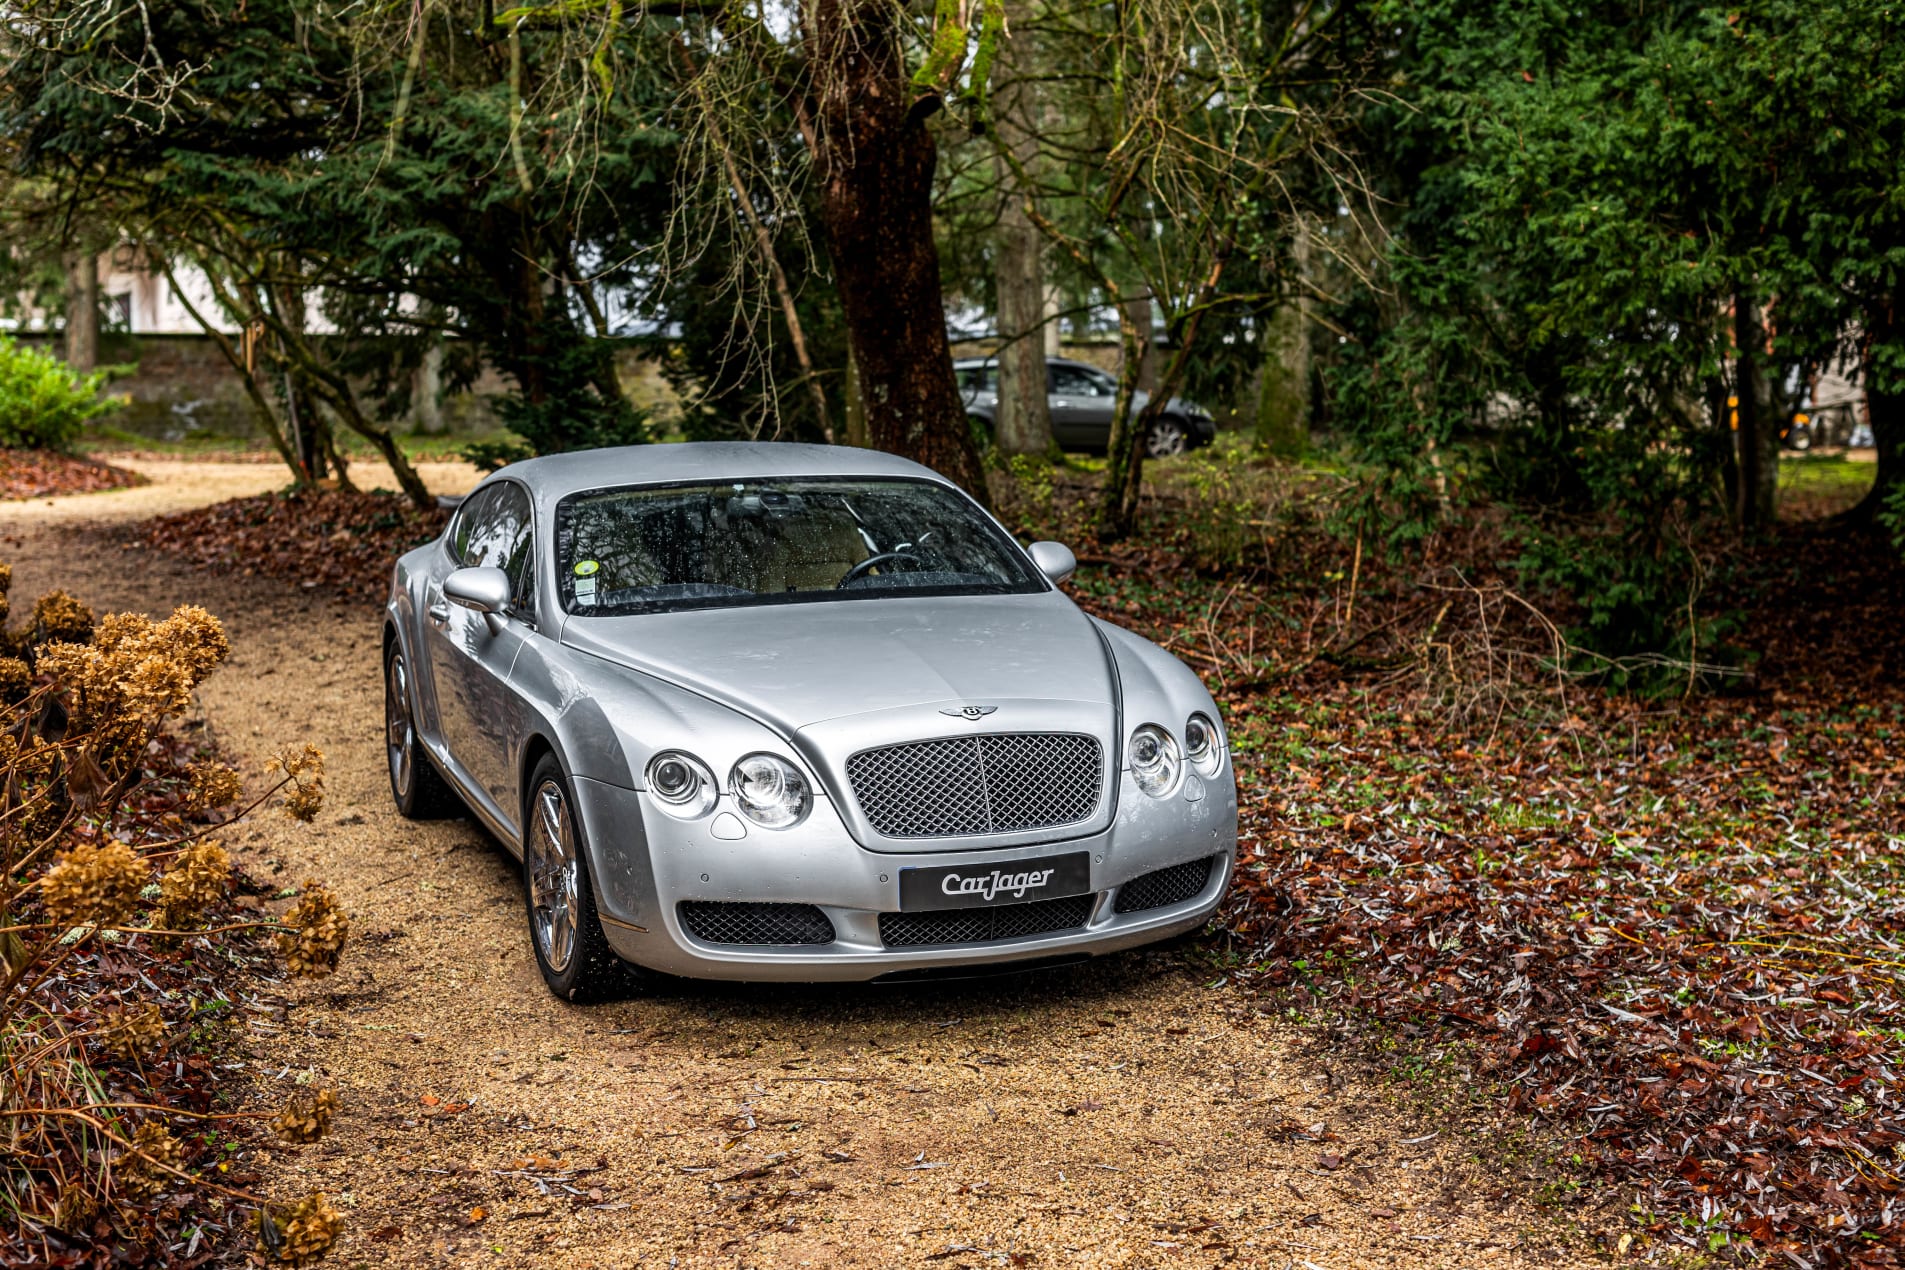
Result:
[384, 641, 461, 819]
[1786, 424, 1813, 452]
[1145, 416, 1190, 458]
[522, 756, 634, 1003]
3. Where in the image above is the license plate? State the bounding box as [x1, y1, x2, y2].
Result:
[898, 852, 1092, 912]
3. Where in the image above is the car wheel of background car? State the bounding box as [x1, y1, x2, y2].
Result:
[523, 756, 637, 1002]
[1785, 424, 1813, 452]
[1145, 417, 1190, 458]
[384, 643, 461, 819]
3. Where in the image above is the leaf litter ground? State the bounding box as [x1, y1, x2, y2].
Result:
[20, 466, 1599, 1269]
[119, 455, 1905, 1265]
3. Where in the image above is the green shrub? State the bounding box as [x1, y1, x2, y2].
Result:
[1881, 480, 1905, 559]
[0, 335, 119, 449]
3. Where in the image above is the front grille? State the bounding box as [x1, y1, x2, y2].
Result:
[880, 895, 1095, 947]
[678, 902, 835, 946]
[847, 733, 1102, 838]
[1114, 856, 1218, 914]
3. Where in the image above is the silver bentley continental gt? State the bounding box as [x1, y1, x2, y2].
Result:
[381, 443, 1237, 999]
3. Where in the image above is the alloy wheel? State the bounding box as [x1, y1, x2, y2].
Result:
[527, 780, 580, 974]
[1146, 419, 1189, 458]
[385, 652, 413, 798]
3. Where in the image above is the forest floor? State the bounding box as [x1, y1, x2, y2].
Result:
[2, 458, 1604, 1268]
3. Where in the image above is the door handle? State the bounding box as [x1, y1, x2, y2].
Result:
[427, 602, 450, 625]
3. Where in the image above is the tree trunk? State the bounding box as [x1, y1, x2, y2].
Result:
[1255, 227, 1312, 457]
[1254, 300, 1309, 457]
[992, 22, 1052, 458]
[415, 342, 447, 435]
[1845, 295, 1903, 524]
[812, 0, 988, 503]
[64, 251, 99, 372]
[1097, 295, 1150, 536]
[275, 281, 327, 481]
[844, 342, 869, 447]
[993, 125, 1053, 451]
[1124, 289, 1158, 395]
[1733, 292, 1776, 529]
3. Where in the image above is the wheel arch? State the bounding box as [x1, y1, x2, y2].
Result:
[519, 732, 561, 816]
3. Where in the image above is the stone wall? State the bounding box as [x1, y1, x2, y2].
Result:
[21, 333, 681, 445]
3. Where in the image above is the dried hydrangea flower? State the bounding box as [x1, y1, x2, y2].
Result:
[159, 839, 231, 928]
[0, 656, 28, 704]
[36, 604, 230, 724]
[119, 1122, 183, 1199]
[41, 840, 148, 928]
[99, 1002, 167, 1061]
[51, 1187, 98, 1232]
[183, 760, 243, 813]
[260, 1193, 343, 1267]
[268, 745, 325, 823]
[156, 605, 230, 679]
[277, 882, 348, 978]
[272, 1088, 339, 1144]
[31, 590, 95, 646]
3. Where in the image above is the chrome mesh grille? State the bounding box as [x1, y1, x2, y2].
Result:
[847, 733, 1102, 838]
[879, 894, 1095, 947]
[678, 902, 835, 946]
[1113, 856, 1217, 915]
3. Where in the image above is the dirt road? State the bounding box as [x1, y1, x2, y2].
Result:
[5, 461, 1597, 1268]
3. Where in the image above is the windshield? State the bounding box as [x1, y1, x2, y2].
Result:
[554, 477, 1044, 615]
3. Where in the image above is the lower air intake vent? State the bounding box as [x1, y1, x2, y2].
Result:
[1113, 856, 1217, 914]
[880, 895, 1095, 948]
[679, 902, 835, 946]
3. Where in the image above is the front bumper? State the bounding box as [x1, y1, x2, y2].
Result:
[570, 770, 1237, 983]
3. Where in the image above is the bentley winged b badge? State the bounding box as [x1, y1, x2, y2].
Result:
[938, 705, 1000, 721]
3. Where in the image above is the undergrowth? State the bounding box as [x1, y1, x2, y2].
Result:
[991, 443, 1905, 1265]
[0, 568, 352, 1267]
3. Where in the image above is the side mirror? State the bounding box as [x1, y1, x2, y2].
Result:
[1027, 541, 1077, 585]
[444, 566, 512, 621]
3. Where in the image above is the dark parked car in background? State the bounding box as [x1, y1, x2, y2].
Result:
[956, 357, 1217, 457]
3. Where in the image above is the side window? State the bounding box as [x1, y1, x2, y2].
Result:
[955, 365, 998, 393]
[1051, 365, 1106, 397]
[460, 482, 537, 610]
[448, 487, 497, 565]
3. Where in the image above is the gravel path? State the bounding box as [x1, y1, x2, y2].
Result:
[3, 460, 1598, 1268]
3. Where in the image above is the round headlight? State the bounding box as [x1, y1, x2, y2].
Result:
[1184, 712, 1224, 777]
[1128, 724, 1183, 799]
[646, 751, 715, 817]
[729, 753, 811, 828]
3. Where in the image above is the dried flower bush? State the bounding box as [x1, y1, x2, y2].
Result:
[272, 1088, 338, 1144]
[0, 567, 348, 1266]
[97, 1003, 167, 1062]
[259, 1192, 343, 1266]
[158, 839, 231, 930]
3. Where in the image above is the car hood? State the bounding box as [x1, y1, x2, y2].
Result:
[557, 592, 1114, 734]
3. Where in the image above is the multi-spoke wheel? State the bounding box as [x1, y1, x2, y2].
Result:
[526, 780, 580, 975]
[521, 756, 634, 1002]
[384, 642, 458, 819]
[1144, 417, 1190, 458]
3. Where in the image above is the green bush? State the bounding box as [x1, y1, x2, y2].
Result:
[1881, 480, 1905, 559]
[0, 335, 119, 450]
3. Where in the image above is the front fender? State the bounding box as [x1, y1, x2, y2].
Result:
[509, 641, 805, 794]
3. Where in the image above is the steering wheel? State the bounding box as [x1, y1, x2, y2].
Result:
[838, 552, 925, 588]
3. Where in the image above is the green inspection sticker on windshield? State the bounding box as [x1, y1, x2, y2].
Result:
[573, 559, 600, 607]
